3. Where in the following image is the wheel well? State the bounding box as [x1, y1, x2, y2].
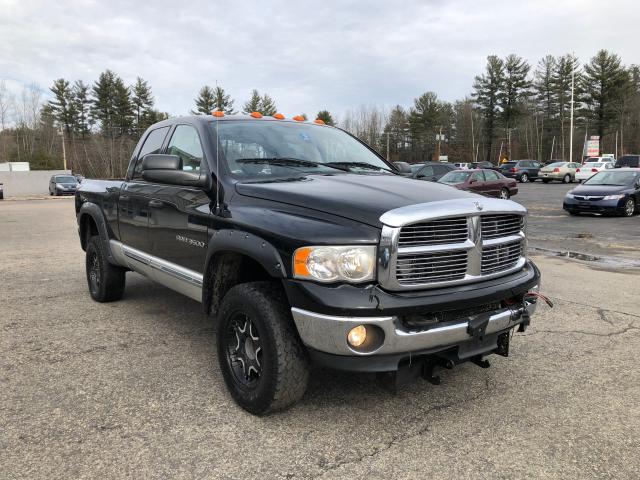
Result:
[79, 214, 99, 251]
[203, 251, 275, 316]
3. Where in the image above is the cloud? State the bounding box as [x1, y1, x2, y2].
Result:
[0, 0, 638, 119]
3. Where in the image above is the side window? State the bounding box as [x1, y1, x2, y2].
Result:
[471, 171, 485, 182]
[132, 126, 170, 178]
[167, 125, 204, 172]
[418, 165, 434, 177]
[484, 170, 499, 180]
[434, 165, 448, 175]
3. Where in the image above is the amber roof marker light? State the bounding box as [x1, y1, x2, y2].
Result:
[273, 113, 285, 120]
[250, 111, 263, 118]
[314, 119, 325, 125]
[293, 115, 305, 122]
[212, 110, 224, 117]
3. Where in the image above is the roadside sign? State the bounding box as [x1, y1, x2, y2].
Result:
[587, 136, 600, 157]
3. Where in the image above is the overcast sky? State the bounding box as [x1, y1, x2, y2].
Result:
[1, 0, 638, 120]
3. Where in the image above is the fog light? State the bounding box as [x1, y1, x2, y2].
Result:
[347, 325, 367, 347]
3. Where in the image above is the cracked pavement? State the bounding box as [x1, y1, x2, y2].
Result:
[1, 199, 639, 479]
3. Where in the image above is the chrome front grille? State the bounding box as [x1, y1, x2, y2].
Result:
[396, 250, 468, 284]
[378, 199, 527, 291]
[481, 215, 523, 239]
[482, 240, 522, 274]
[398, 217, 468, 247]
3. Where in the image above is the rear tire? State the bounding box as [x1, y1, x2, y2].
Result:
[563, 174, 571, 184]
[85, 235, 126, 302]
[542, 179, 550, 184]
[499, 187, 510, 199]
[520, 173, 529, 183]
[217, 281, 310, 415]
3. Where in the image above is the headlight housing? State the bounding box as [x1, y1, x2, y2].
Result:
[565, 193, 575, 199]
[293, 246, 376, 283]
[603, 194, 625, 200]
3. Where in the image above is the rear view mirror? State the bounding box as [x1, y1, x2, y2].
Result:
[141, 154, 210, 188]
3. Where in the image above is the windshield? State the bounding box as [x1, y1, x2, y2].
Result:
[583, 163, 603, 168]
[439, 171, 471, 184]
[410, 164, 424, 173]
[213, 120, 393, 178]
[55, 176, 77, 183]
[584, 171, 638, 186]
[546, 162, 566, 168]
[501, 162, 516, 168]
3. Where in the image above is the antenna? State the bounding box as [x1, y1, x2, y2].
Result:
[215, 112, 220, 215]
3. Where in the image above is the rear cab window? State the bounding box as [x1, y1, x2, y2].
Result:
[167, 125, 205, 172]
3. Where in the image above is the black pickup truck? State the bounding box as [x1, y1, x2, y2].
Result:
[75, 114, 541, 414]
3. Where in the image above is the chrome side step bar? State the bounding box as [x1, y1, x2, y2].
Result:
[109, 240, 203, 302]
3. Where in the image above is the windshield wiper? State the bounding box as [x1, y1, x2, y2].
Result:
[235, 157, 349, 172]
[324, 161, 394, 173]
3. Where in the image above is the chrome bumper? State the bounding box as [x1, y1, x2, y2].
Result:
[291, 301, 536, 357]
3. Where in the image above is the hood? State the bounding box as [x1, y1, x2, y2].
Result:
[235, 173, 479, 227]
[570, 184, 631, 196]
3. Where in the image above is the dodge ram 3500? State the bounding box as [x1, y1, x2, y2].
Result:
[75, 114, 541, 414]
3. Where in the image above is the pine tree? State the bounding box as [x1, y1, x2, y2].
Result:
[72, 80, 91, 137]
[49, 78, 76, 134]
[192, 86, 216, 115]
[260, 93, 277, 116]
[381, 105, 409, 160]
[113, 76, 133, 135]
[243, 89, 262, 114]
[473, 55, 504, 161]
[212, 86, 235, 114]
[500, 54, 531, 133]
[91, 70, 118, 135]
[131, 77, 154, 131]
[582, 50, 629, 144]
[409, 91, 447, 155]
[316, 110, 335, 125]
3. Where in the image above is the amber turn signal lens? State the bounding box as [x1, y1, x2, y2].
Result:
[212, 110, 224, 117]
[273, 113, 285, 119]
[293, 247, 312, 277]
[293, 115, 305, 122]
[314, 119, 325, 125]
[250, 111, 263, 118]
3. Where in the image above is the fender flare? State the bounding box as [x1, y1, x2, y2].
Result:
[202, 229, 287, 309]
[77, 202, 119, 265]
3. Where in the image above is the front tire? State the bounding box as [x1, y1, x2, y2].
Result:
[217, 282, 310, 415]
[520, 173, 529, 183]
[85, 235, 126, 302]
[499, 187, 510, 199]
[623, 197, 636, 217]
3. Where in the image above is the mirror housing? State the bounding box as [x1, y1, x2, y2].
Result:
[141, 154, 211, 188]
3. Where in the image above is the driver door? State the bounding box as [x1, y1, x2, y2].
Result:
[147, 124, 210, 274]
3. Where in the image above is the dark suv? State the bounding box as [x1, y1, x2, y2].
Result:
[615, 155, 640, 168]
[499, 160, 543, 183]
[412, 162, 457, 182]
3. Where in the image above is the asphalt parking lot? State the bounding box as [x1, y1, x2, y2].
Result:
[2, 193, 640, 479]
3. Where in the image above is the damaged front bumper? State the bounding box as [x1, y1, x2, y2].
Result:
[291, 297, 537, 372]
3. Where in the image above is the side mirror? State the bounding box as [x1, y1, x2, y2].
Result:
[141, 154, 210, 188]
[469, 178, 477, 184]
[416, 173, 426, 179]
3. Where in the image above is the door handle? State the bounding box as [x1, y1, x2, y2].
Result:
[148, 200, 164, 208]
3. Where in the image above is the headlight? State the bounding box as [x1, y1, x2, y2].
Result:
[565, 193, 575, 199]
[293, 246, 376, 283]
[603, 194, 625, 200]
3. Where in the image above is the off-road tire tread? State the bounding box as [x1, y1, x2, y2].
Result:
[217, 281, 310, 414]
[86, 235, 126, 302]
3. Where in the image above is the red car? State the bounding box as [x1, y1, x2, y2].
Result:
[437, 168, 518, 199]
